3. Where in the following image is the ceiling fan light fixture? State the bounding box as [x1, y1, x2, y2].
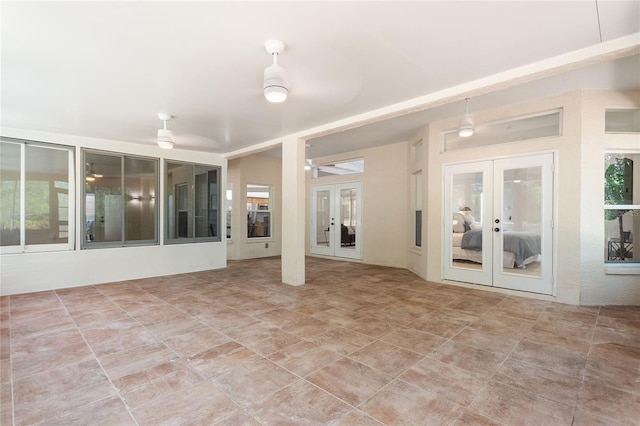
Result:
[458, 98, 474, 138]
[157, 128, 175, 149]
[157, 113, 175, 149]
[458, 116, 474, 138]
[264, 40, 289, 103]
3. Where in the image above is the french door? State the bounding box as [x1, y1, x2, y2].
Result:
[443, 153, 554, 295]
[311, 182, 362, 260]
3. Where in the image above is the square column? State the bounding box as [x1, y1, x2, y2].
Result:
[281, 137, 306, 285]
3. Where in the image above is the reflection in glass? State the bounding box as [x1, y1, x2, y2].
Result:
[451, 172, 484, 269]
[247, 184, 271, 238]
[0, 142, 21, 246]
[604, 153, 638, 263]
[25, 145, 69, 245]
[85, 152, 122, 243]
[315, 190, 330, 247]
[124, 157, 156, 242]
[340, 188, 357, 249]
[502, 166, 542, 276]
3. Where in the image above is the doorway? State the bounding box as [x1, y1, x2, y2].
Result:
[443, 153, 554, 295]
[311, 182, 362, 260]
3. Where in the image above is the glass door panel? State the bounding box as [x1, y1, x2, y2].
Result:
[493, 154, 553, 294]
[315, 189, 331, 248]
[311, 182, 362, 260]
[443, 162, 493, 286]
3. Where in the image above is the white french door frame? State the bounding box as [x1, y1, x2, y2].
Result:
[443, 152, 555, 295]
[311, 181, 362, 260]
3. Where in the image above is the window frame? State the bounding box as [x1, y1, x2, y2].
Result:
[82, 149, 159, 249]
[246, 183, 273, 239]
[1, 138, 75, 254]
[165, 160, 221, 244]
[603, 150, 640, 271]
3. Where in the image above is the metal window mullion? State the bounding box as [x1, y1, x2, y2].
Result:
[121, 156, 126, 245]
[68, 148, 75, 250]
[191, 165, 196, 240]
[20, 143, 26, 250]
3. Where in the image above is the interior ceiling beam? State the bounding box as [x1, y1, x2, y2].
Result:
[223, 32, 640, 160]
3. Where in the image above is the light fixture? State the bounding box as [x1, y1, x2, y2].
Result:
[264, 40, 289, 103]
[85, 163, 102, 182]
[157, 113, 175, 149]
[304, 143, 312, 170]
[458, 98, 474, 138]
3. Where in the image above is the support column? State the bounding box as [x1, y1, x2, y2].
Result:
[281, 137, 306, 285]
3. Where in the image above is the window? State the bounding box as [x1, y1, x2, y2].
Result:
[605, 109, 640, 133]
[83, 151, 158, 247]
[226, 183, 232, 239]
[1, 139, 74, 253]
[166, 162, 220, 243]
[412, 172, 423, 247]
[604, 153, 639, 263]
[247, 184, 271, 238]
[312, 158, 364, 178]
[444, 109, 562, 152]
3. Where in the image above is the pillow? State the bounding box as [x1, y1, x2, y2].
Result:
[452, 213, 465, 233]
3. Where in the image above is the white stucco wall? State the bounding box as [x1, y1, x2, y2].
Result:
[578, 90, 640, 305]
[423, 89, 640, 306]
[0, 128, 227, 296]
[307, 141, 409, 269]
[226, 154, 282, 260]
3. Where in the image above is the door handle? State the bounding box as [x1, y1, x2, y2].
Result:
[494, 227, 500, 232]
[494, 219, 500, 224]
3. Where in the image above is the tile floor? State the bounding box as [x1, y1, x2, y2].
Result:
[1, 257, 639, 425]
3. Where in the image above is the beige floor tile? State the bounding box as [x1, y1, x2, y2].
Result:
[430, 340, 506, 378]
[381, 326, 447, 355]
[509, 337, 588, 378]
[452, 410, 503, 426]
[131, 380, 240, 425]
[162, 326, 231, 357]
[13, 359, 117, 424]
[5, 257, 639, 425]
[492, 358, 582, 407]
[468, 381, 574, 426]
[306, 357, 393, 406]
[248, 379, 352, 425]
[577, 381, 640, 424]
[268, 340, 343, 377]
[188, 341, 261, 379]
[11, 339, 95, 380]
[310, 327, 375, 356]
[335, 409, 384, 425]
[98, 342, 178, 381]
[0, 383, 13, 426]
[400, 357, 488, 406]
[349, 340, 423, 377]
[113, 358, 205, 409]
[47, 396, 136, 425]
[213, 357, 299, 408]
[360, 379, 465, 425]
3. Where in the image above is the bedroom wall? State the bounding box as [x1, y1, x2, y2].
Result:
[0, 128, 227, 296]
[226, 154, 282, 260]
[306, 141, 409, 269]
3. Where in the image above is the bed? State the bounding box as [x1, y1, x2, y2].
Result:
[451, 212, 541, 269]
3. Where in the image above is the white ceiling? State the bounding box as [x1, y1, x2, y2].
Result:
[2, 1, 639, 160]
